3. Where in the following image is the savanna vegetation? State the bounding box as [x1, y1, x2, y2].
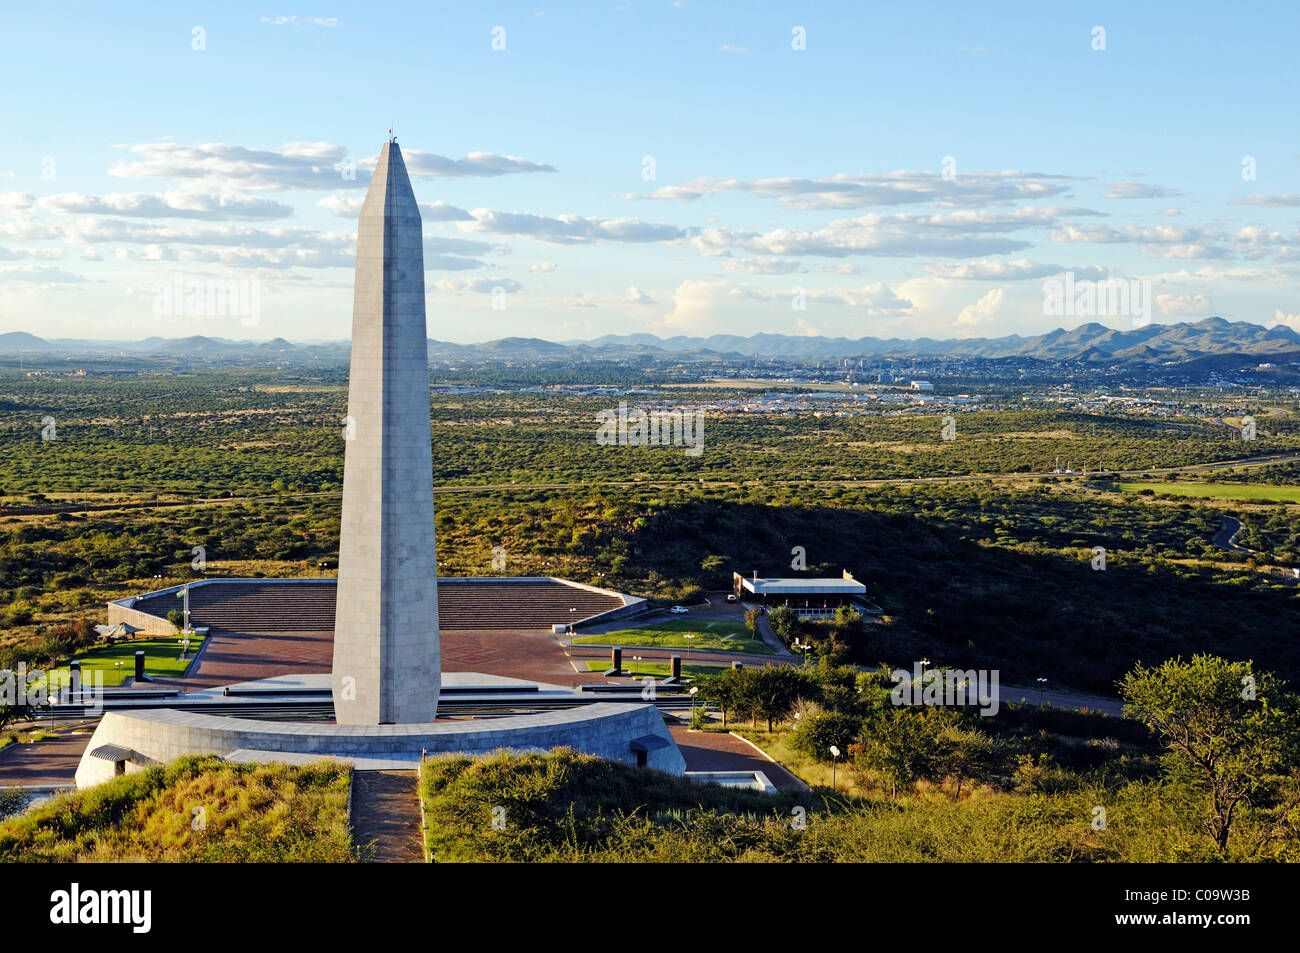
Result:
[4, 371, 1300, 692]
[417, 655, 1299, 862]
[0, 755, 358, 862]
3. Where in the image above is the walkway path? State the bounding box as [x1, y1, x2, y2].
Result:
[350, 770, 424, 863]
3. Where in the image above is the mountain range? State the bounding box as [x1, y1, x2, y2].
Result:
[2, 318, 1299, 366]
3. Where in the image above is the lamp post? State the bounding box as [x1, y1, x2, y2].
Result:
[684, 632, 696, 661]
[829, 744, 841, 791]
[688, 686, 699, 712]
[632, 655, 642, 677]
[1036, 677, 1048, 706]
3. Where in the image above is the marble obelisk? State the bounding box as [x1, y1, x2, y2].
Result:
[332, 139, 440, 724]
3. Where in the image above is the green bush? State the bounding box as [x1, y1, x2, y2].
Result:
[790, 709, 865, 763]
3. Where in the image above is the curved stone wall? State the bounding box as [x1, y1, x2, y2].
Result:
[74, 702, 684, 787]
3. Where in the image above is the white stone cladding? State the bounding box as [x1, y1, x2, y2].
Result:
[332, 140, 440, 724]
[74, 703, 686, 788]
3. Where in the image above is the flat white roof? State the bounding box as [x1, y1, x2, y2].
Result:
[742, 577, 866, 595]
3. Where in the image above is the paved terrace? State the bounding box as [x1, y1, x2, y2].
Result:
[110, 577, 639, 690]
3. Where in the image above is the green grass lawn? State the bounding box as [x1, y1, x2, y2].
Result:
[732, 728, 867, 796]
[573, 618, 774, 655]
[38, 637, 206, 688]
[1119, 481, 1300, 503]
[581, 660, 724, 679]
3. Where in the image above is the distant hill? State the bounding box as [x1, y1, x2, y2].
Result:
[2, 318, 1299, 366]
[0, 331, 57, 352]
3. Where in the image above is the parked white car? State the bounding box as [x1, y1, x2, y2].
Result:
[669, 605, 689, 614]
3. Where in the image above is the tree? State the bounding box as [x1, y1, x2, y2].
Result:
[744, 608, 760, 636]
[166, 609, 184, 630]
[766, 605, 799, 645]
[698, 671, 740, 727]
[1119, 655, 1300, 854]
[0, 697, 25, 734]
[790, 708, 864, 762]
[937, 727, 993, 800]
[850, 707, 951, 797]
[748, 665, 807, 731]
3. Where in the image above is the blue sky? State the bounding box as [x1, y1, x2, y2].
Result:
[2, 1, 1298, 343]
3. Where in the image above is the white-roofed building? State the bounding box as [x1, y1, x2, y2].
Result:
[732, 570, 877, 619]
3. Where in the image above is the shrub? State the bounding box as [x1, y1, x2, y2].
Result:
[790, 708, 865, 763]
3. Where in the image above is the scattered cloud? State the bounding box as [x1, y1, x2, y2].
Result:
[1230, 194, 1300, 208]
[109, 141, 554, 191]
[662, 278, 726, 329]
[625, 170, 1081, 210]
[723, 257, 801, 274]
[692, 207, 1088, 260]
[953, 287, 1004, 328]
[0, 246, 63, 261]
[39, 190, 293, 220]
[1103, 180, 1180, 199]
[1155, 292, 1211, 314]
[463, 209, 686, 244]
[926, 259, 1107, 281]
[260, 16, 339, 26]
[433, 276, 522, 293]
[0, 264, 85, 283]
[1273, 309, 1300, 331]
[731, 281, 912, 315]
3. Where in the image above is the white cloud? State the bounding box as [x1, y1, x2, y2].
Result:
[529, 262, 558, 273]
[926, 259, 1107, 281]
[953, 287, 1004, 328]
[109, 141, 554, 191]
[39, 190, 293, 220]
[1103, 181, 1179, 199]
[1230, 194, 1300, 208]
[626, 169, 1080, 210]
[433, 277, 522, 293]
[729, 282, 912, 315]
[625, 285, 654, 304]
[0, 246, 63, 261]
[463, 209, 686, 244]
[260, 16, 339, 26]
[318, 194, 478, 220]
[1155, 292, 1211, 314]
[1050, 224, 1126, 243]
[662, 278, 726, 330]
[723, 257, 801, 274]
[0, 264, 85, 283]
[1272, 309, 1300, 331]
[694, 207, 1086, 260]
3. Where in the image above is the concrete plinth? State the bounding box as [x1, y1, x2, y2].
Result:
[74, 699, 685, 788]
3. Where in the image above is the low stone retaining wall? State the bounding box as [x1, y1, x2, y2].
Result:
[75, 702, 684, 787]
